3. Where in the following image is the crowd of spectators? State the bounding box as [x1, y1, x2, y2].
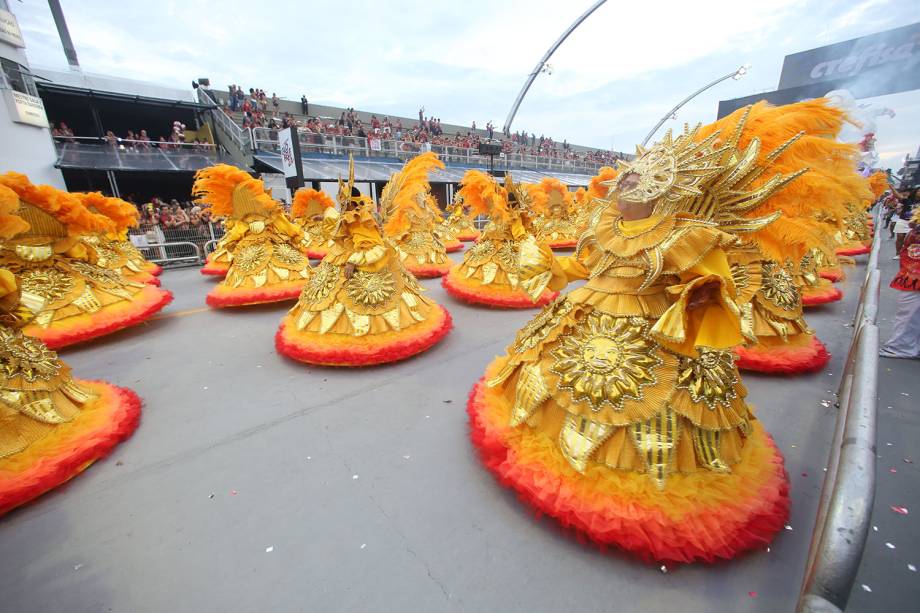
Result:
[51, 121, 214, 151]
[220, 85, 624, 165]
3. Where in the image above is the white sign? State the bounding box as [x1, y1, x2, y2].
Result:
[369, 137, 382, 152]
[0, 9, 25, 48]
[278, 127, 297, 178]
[2, 90, 48, 127]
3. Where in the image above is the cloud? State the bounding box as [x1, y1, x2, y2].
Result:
[10, 0, 920, 167]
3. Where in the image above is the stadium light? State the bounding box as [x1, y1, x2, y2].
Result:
[641, 63, 752, 147]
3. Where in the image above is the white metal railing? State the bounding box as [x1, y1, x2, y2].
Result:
[798, 208, 882, 613]
[128, 221, 225, 267]
[197, 88, 253, 154]
[249, 127, 620, 173]
[53, 135, 217, 151]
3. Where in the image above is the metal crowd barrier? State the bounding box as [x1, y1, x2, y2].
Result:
[798, 210, 882, 612]
[129, 221, 225, 268]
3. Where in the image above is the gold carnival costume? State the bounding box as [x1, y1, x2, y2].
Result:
[534, 178, 578, 249]
[275, 158, 452, 366]
[0, 184, 141, 516]
[291, 187, 337, 260]
[0, 173, 172, 349]
[75, 192, 162, 286]
[384, 152, 453, 278]
[193, 165, 312, 307]
[468, 121, 794, 563]
[440, 194, 479, 242]
[442, 171, 558, 308]
[200, 217, 234, 277]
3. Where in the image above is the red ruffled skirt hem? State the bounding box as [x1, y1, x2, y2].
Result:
[458, 232, 480, 242]
[548, 239, 578, 250]
[819, 268, 845, 282]
[275, 305, 452, 366]
[467, 377, 790, 563]
[835, 245, 871, 256]
[404, 261, 453, 278]
[445, 241, 464, 253]
[734, 335, 831, 374]
[307, 249, 328, 260]
[803, 285, 843, 306]
[0, 382, 141, 517]
[206, 282, 305, 308]
[200, 263, 229, 276]
[441, 269, 557, 308]
[25, 286, 173, 349]
[144, 263, 162, 276]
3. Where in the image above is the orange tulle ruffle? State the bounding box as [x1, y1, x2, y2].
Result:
[548, 239, 578, 250]
[458, 232, 480, 242]
[24, 286, 173, 349]
[206, 281, 305, 308]
[200, 262, 229, 276]
[275, 304, 452, 366]
[467, 375, 790, 563]
[735, 334, 830, 374]
[802, 285, 843, 306]
[0, 381, 141, 517]
[442, 268, 557, 308]
[404, 261, 452, 278]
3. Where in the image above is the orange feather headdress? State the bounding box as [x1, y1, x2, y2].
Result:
[588, 166, 618, 200]
[538, 177, 573, 213]
[867, 170, 889, 200]
[380, 151, 445, 236]
[193, 164, 278, 219]
[291, 188, 335, 219]
[458, 170, 509, 221]
[0, 172, 113, 237]
[75, 192, 139, 231]
[0, 184, 29, 238]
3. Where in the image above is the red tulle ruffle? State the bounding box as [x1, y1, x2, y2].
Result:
[404, 261, 452, 278]
[200, 263, 229, 276]
[307, 249, 328, 260]
[735, 335, 831, 374]
[206, 283, 304, 308]
[0, 382, 141, 517]
[467, 378, 790, 563]
[275, 305, 452, 366]
[548, 239, 578, 250]
[835, 245, 871, 256]
[445, 242, 464, 253]
[458, 232, 480, 242]
[145, 263, 162, 276]
[819, 268, 845, 282]
[802, 285, 843, 306]
[441, 270, 557, 309]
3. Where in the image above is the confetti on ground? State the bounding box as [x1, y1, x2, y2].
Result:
[890, 505, 909, 515]
[659, 565, 668, 574]
[801, 472, 808, 477]
[766, 547, 771, 553]
[425, 415, 430, 419]
[861, 584, 872, 593]
[230, 490, 238, 496]
[265, 546, 274, 553]
[306, 456, 311, 460]
[886, 542, 896, 549]
[785, 525, 794, 531]
[203, 386, 208, 390]
[73, 564, 83, 571]
[443, 399, 452, 404]
[820, 400, 831, 408]
[402, 455, 411, 460]
[909, 564, 917, 572]
[905, 458, 914, 464]
[360, 544, 367, 549]
[748, 592, 757, 598]
[890, 468, 898, 474]
[902, 392, 910, 397]
[791, 444, 797, 448]
[352, 475, 359, 480]
[873, 526, 879, 532]
[256, 365, 262, 368]
[208, 493, 215, 499]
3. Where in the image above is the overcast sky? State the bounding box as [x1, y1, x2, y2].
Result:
[11, 0, 920, 168]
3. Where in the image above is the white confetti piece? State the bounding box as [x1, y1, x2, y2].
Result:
[265, 546, 274, 553]
[352, 474, 359, 480]
[861, 584, 872, 593]
[257, 365, 263, 368]
[659, 565, 668, 574]
[887, 442, 893, 446]
[909, 564, 917, 572]
[402, 455, 411, 460]
[873, 526, 879, 532]
[820, 400, 831, 408]
[73, 564, 83, 571]
[306, 456, 311, 460]
[360, 543, 367, 550]
[886, 542, 896, 549]
[766, 547, 771, 553]
[203, 386, 209, 390]
[425, 415, 430, 419]
[902, 392, 910, 397]
[785, 525, 794, 531]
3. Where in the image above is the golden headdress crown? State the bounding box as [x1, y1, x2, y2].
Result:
[337, 155, 372, 210]
[504, 173, 531, 209]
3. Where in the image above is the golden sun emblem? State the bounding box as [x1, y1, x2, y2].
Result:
[761, 261, 799, 310]
[19, 268, 74, 302]
[0, 328, 62, 382]
[676, 348, 739, 409]
[301, 261, 339, 303]
[551, 313, 661, 411]
[346, 270, 396, 307]
[233, 244, 268, 273]
[272, 243, 305, 266]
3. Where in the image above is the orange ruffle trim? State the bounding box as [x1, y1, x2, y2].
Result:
[735, 335, 830, 374]
[442, 268, 557, 309]
[803, 285, 843, 306]
[144, 262, 162, 276]
[206, 281, 305, 308]
[24, 286, 173, 349]
[200, 262, 229, 276]
[404, 261, 452, 278]
[275, 304, 452, 366]
[835, 244, 871, 256]
[306, 248, 328, 260]
[468, 373, 790, 563]
[548, 239, 578, 250]
[458, 232, 480, 242]
[819, 268, 845, 282]
[0, 381, 141, 517]
[445, 240, 464, 253]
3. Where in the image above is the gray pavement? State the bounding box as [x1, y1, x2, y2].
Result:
[0, 248, 906, 613]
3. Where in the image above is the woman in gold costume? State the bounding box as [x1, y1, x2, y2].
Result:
[275, 160, 452, 366]
[534, 177, 578, 249]
[75, 192, 162, 286]
[0, 173, 172, 349]
[468, 121, 794, 563]
[439, 194, 479, 243]
[200, 217, 235, 277]
[193, 165, 313, 307]
[384, 152, 453, 278]
[442, 171, 557, 308]
[291, 187, 337, 260]
[0, 184, 141, 516]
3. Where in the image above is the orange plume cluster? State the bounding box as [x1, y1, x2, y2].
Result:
[0, 184, 29, 238]
[538, 177, 573, 212]
[381, 151, 445, 236]
[291, 188, 335, 219]
[458, 170, 509, 220]
[867, 170, 889, 199]
[0, 172, 112, 235]
[588, 166, 618, 200]
[192, 164, 277, 218]
[76, 192, 139, 230]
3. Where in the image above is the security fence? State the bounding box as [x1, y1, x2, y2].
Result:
[128, 221, 226, 267]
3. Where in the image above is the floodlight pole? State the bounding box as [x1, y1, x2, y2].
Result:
[502, 0, 607, 134]
[641, 65, 749, 147]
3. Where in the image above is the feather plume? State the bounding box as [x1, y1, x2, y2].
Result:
[291, 188, 335, 219]
[867, 171, 888, 200]
[458, 170, 509, 220]
[0, 184, 29, 238]
[192, 164, 277, 218]
[588, 166, 618, 199]
[0, 172, 112, 235]
[380, 152, 445, 236]
[76, 192, 139, 230]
